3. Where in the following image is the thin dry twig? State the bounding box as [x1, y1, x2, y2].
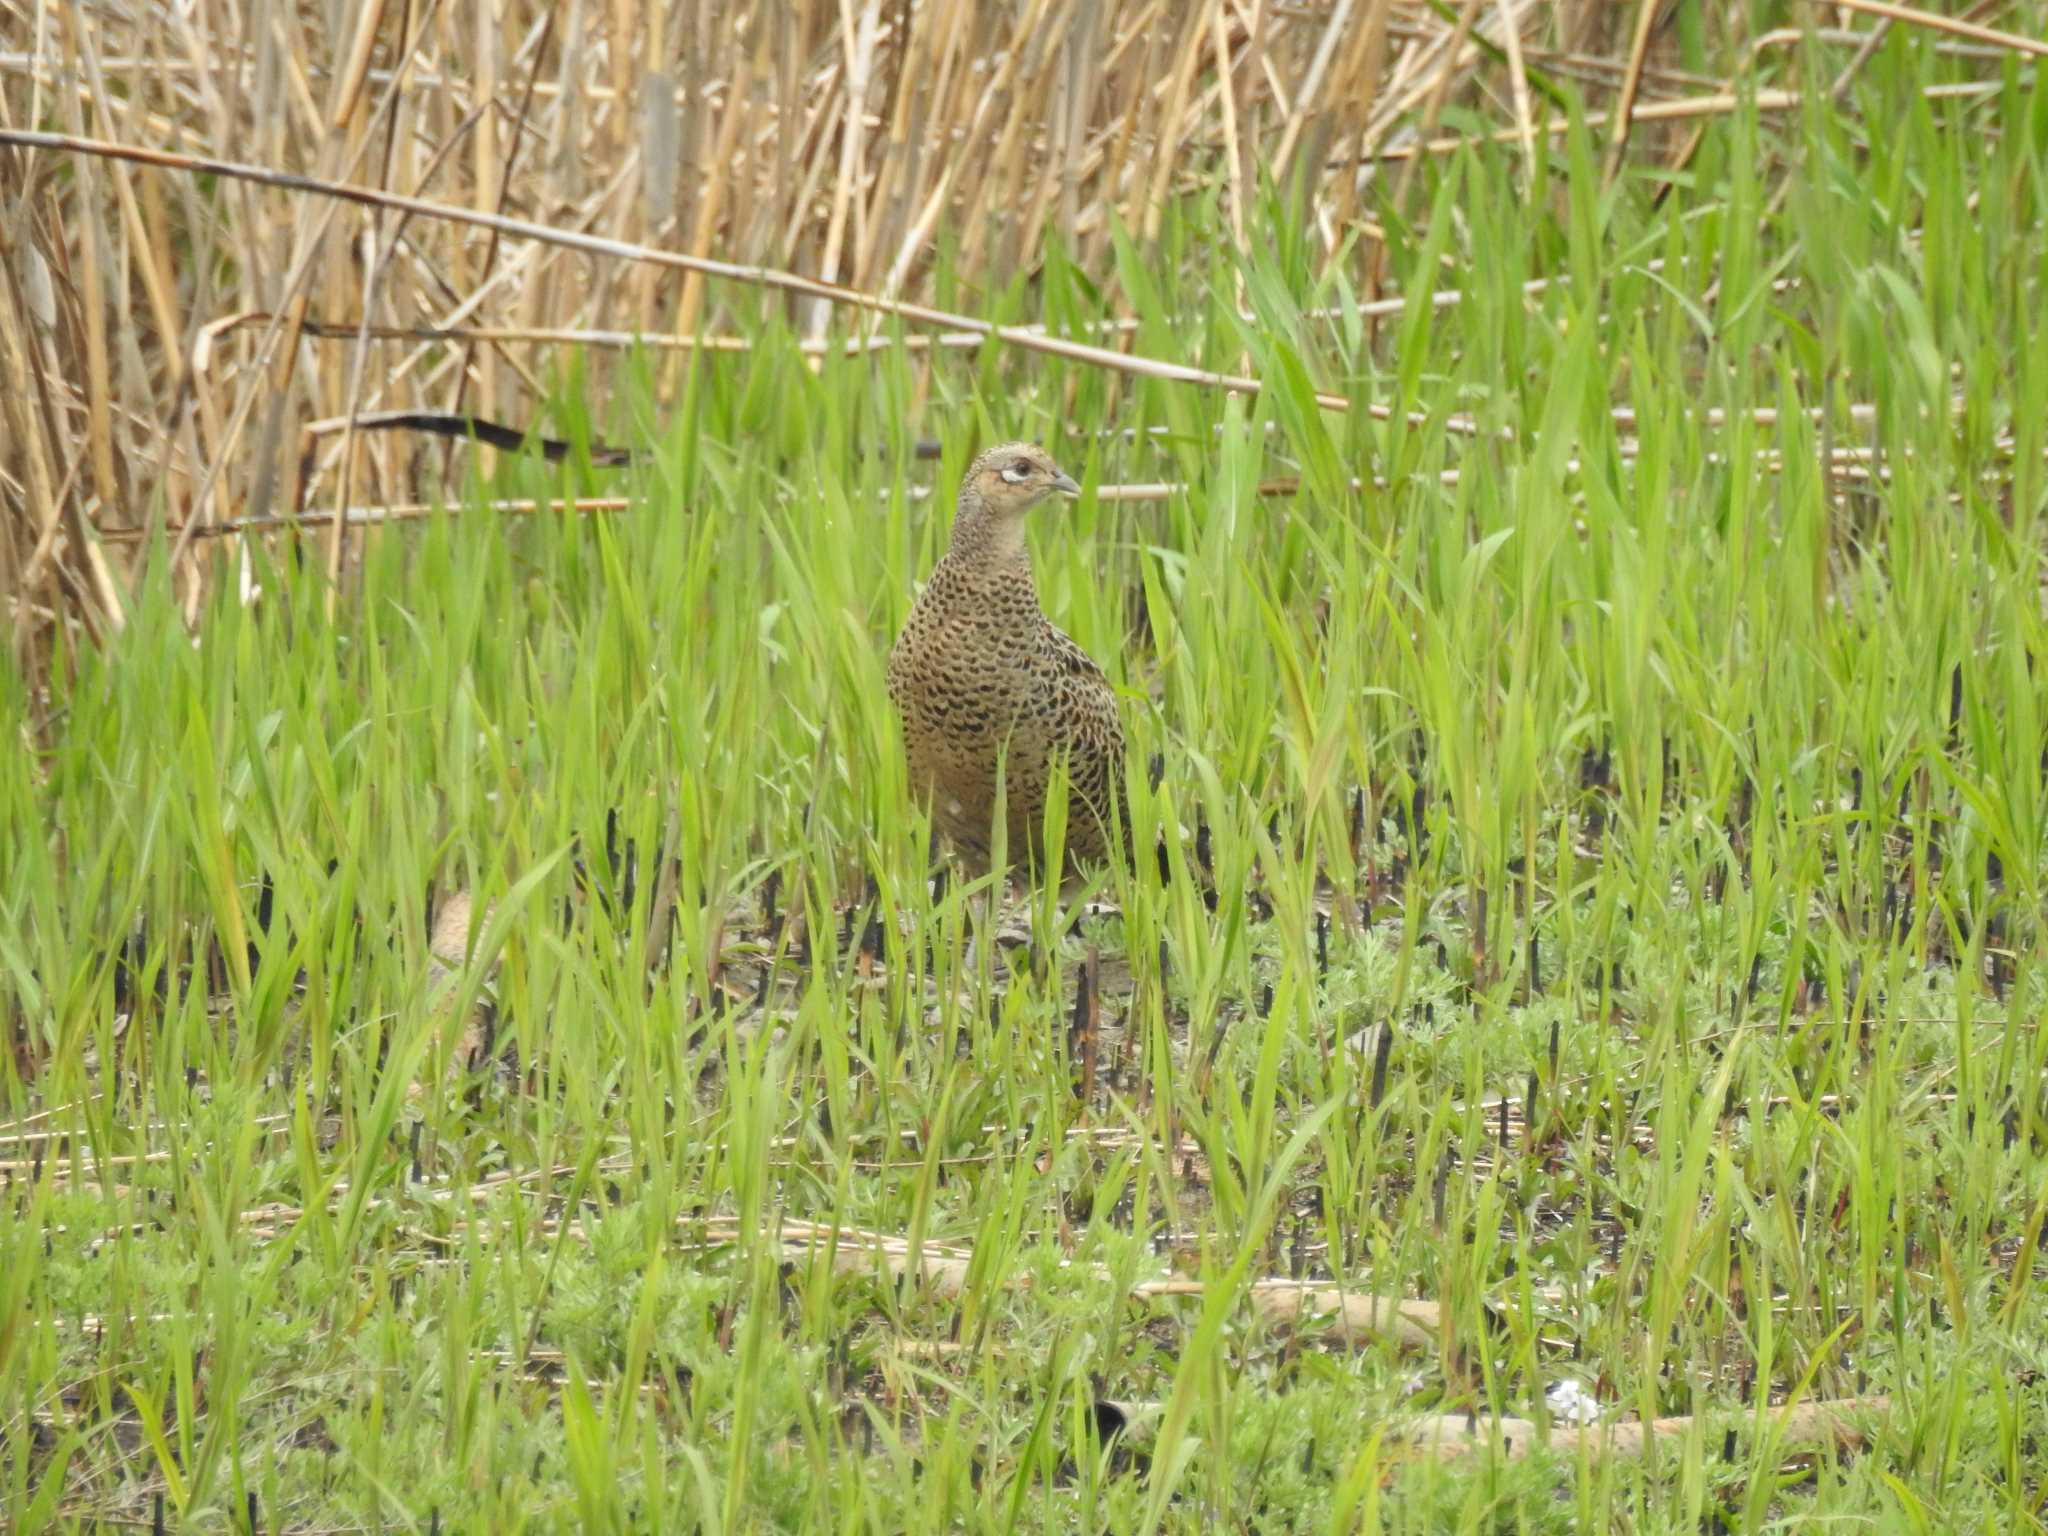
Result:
[1600, 0, 1663, 189]
[760, 1218, 1445, 1349]
[1813, 0, 2048, 59]
[1409, 1393, 1892, 1462]
[0, 131, 1352, 415]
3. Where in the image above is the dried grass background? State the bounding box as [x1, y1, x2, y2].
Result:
[0, 0, 2024, 656]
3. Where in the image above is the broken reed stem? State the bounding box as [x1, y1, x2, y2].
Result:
[1600, 0, 1663, 190]
[1493, 0, 1538, 184]
[94, 497, 637, 543]
[1084, 1392, 1892, 1463]
[26, 76, 1990, 444]
[761, 1218, 1442, 1350]
[1357, 79, 1998, 162]
[0, 130, 1351, 414]
[11, 124, 2007, 538]
[1811, 0, 2048, 59]
[1411, 1393, 1892, 1462]
[122, 430, 2009, 545]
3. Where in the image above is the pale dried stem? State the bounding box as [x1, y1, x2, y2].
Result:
[1494, 0, 1536, 183]
[1820, 0, 2048, 58]
[1600, 0, 1661, 189]
[1410, 1393, 1891, 1463]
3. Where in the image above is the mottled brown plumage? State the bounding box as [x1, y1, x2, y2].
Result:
[887, 442, 1128, 876]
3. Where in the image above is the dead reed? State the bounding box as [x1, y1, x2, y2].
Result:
[0, 1, 2027, 655]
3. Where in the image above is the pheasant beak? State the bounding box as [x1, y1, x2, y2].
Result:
[1050, 470, 1082, 498]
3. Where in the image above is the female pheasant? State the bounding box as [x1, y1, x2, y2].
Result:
[887, 443, 1128, 877]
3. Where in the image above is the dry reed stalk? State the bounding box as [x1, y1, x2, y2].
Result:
[1321, 0, 1393, 271]
[674, 31, 761, 375]
[17, 125, 2009, 524]
[450, 12, 560, 435]
[1600, 0, 1663, 190]
[1389, 0, 1483, 218]
[0, 216, 80, 653]
[1270, 0, 1353, 179]
[90, 496, 640, 544]
[56, 17, 117, 552]
[1494, 0, 1538, 184]
[196, 312, 1015, 354]
[0, 131, 1355, 408]
[1819, 0, 2048, 57]
[1410, 1393, 1891, 1462]
[150, 415, 1990, 546]
[812, 0, 884, 333]
[765, 1217, 1442, 1349]
[1078, 1390, 1890, 1464]
[1366, 79, 2001, 163]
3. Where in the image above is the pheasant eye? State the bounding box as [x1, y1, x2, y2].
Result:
[1002, 459, 1034, 482]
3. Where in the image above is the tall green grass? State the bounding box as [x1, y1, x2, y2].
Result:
[5, 38, 2047, 1534]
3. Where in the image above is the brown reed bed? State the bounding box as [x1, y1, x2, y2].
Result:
[0, 1, 2035, 658]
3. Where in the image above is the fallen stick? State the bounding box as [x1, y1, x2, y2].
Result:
[1076, 1391, 1890, 1464]
[760, 1218, 1444, 1350]
[1408, 1392, 1891, 1461]
[0, 131, 1357, 416]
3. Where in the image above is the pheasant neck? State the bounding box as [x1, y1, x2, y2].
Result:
[946, 497, 1033, 572]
